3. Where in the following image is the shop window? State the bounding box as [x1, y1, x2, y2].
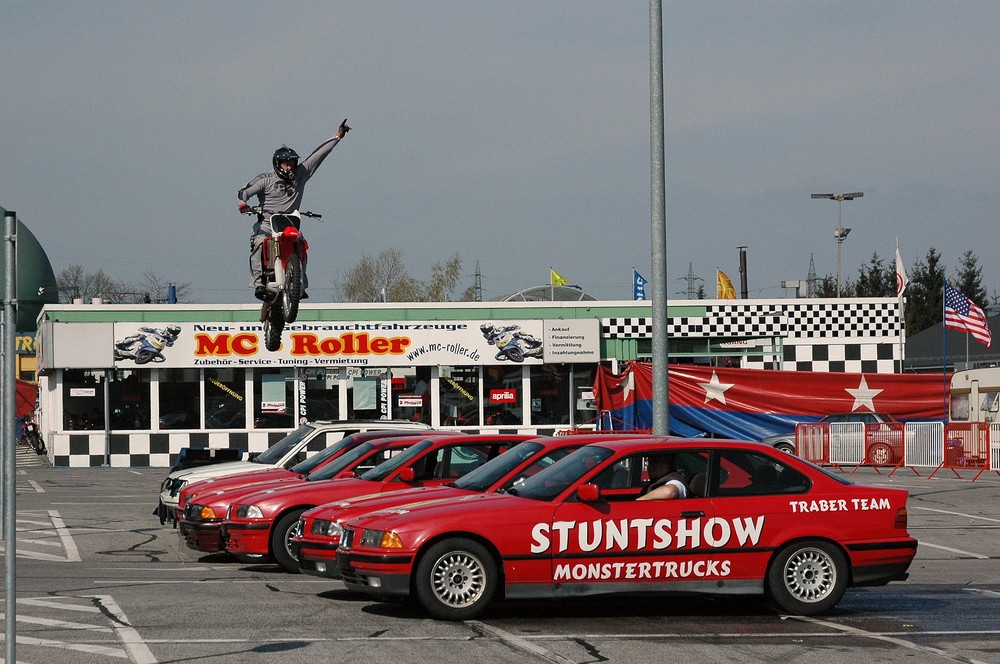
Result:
[573, 365, 598, 427]
[109, 369, 150, 430]
[483, 365, 523, 426]
[529, 364, 571, 425]
[302, 368, 341, 421]
[347, 368, 389, 420]
[439, 366, 480, 426]
[205, 368, 247, 429]
[159, 368, 201, 430]
[392, 366, 432, 425]
[62, 369, 106, 431]
[254, 368, 295, 429]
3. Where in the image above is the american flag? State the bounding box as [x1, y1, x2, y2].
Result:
[944, 284, 992, 347]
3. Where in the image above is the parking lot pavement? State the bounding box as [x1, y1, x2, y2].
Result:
[0, 465, 997, 664]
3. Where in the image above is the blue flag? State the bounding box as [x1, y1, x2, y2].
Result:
[633, 269, 648, 300]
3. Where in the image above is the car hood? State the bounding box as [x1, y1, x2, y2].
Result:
[305, 486, 466, 522]
[231, 477, 380, 511]
[347, 492, 543, 534]
[171, 460, 273, 483]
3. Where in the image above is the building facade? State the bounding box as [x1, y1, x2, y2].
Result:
[35, 297, 904, 467]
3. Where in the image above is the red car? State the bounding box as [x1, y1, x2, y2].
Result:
[180, 431, 444, 557]
[176, 429, 440, 522]
[292, 433, 618, 578]
[337, 437, 917, 620]
[223, 434, 532, 572]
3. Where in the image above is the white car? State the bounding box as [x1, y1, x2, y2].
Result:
[157, 420, 431, 524]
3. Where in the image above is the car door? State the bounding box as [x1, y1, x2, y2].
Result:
[705, 448, 812, 587]
[545, 450, 718, 594]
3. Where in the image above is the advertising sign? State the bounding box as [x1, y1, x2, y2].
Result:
[109, 319, 600, 369]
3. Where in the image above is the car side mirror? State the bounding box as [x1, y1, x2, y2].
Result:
[399, 467, 416, 482]
[577, 483, 601, 502]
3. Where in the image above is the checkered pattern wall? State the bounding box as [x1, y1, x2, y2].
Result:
[603, 300, 903, 373]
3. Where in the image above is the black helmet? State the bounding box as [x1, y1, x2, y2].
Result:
[272, 145, 300, 181]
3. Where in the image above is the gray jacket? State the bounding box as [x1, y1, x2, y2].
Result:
[238, 134, 343, 214]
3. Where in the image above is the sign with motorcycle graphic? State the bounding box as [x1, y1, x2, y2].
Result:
[110, 319, 598, 369]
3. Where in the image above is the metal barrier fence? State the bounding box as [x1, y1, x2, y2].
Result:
[795, 420, 998, 481]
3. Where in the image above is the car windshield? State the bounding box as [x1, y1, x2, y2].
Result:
[359, 440, 434, 481]
[505, 445, 615, 501]
[449, 442, 543, 491]
[289, 435, 365, 475]
[305, 443, 376, 481]
[253, 424, 315, 464]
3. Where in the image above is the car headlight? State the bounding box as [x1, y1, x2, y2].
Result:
[234, 505, 264, 519]
[310, 519, 343, 539]
[186, 504, 219, 521]
[361, 529, 404, 549]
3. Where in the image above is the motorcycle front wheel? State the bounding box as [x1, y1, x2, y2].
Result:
[263, 305, 285, 352]
[282, 254, 302, 324]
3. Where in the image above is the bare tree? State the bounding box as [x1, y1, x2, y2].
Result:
[137, 272, 191, 303]
[57, 265, 191, 304]
[335, 249, 475, 303]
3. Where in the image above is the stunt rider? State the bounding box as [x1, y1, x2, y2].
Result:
[237, 119, 351, 301]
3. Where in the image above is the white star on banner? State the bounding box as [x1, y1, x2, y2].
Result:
[846, 376, 882, 411]
[621, 372, 635, 402]
[699, 371, 734, 405]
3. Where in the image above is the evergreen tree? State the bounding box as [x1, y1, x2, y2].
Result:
[905, 247, 946, 335]
[855, 252, 895, 297]
[953, 250, 987, 306]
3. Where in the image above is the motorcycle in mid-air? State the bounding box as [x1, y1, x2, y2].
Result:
[250, 206, 322, 352]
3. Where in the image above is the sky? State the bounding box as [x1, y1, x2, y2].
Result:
[4, 1, 999, 304]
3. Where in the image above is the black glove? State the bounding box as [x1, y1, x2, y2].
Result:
[338, 119, 351, 138]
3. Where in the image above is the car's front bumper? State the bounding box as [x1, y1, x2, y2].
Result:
[178, 519, 226, 553]
[222, 522, 271, 556]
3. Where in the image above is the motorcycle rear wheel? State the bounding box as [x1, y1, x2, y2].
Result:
[263, 305, 284, 352]
[282, 254, 302, 324]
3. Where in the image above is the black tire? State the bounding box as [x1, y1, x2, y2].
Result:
[414, 538, 497, 620]
[282, 254, 302, 324]
[774, 440, 795, 455]
[505, 346, 524, 363]
[767, 540, 848, 616]
[134, 349, 155, 364]
[270, 509, 308, 573]
[27, 432, 46, 455]
[264, 306, 284, 352]
[232, 553, 272, 564]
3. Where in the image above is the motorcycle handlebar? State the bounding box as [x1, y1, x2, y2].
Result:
[246, 206, 323, 221]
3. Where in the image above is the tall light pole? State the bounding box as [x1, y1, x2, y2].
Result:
[811, 192, 863, 296]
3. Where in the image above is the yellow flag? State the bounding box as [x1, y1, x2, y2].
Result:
[550, 268, 568, 286]
[717, 269, 737, 299]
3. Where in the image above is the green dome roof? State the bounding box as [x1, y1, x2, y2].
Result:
[0, 207, 60, 331]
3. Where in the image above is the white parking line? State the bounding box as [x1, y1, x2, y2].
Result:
[793, 615, 992, 664]
[0, 510, 82, 562]
[469, 621, 576, 664]
[1, 595, 158, 663]
[911, 506, 1000, 524]
[918, 541, 990, 559]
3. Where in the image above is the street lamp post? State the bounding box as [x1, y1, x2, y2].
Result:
[811, 192, 863, 296]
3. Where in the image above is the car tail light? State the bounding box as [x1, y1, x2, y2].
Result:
[894, 507, 908, 529]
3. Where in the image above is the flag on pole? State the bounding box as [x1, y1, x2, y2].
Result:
[717, 269, 737, 299]
[633, 269, 648, 300]
[895, 247, 909, 296]
[550, 268, 567, 286]
[944, 284, 992, 347]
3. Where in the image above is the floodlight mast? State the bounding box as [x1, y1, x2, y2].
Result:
[811, 192, 863, 296]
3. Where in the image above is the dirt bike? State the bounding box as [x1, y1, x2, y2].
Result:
[249, 206, 322, 352]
